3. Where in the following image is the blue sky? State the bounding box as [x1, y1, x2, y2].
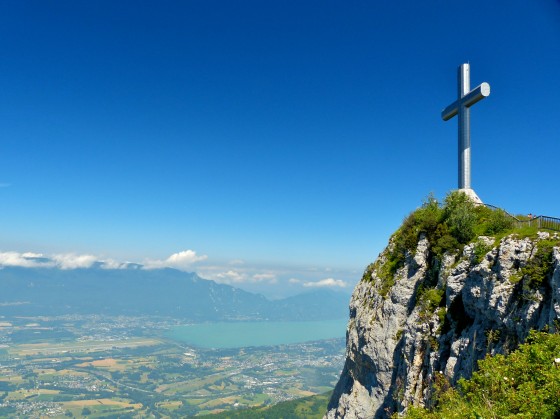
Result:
[1, 1, 559, 298]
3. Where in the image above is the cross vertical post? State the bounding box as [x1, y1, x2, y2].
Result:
[458, 64, 471, 189]
[442, 63, 490, 191]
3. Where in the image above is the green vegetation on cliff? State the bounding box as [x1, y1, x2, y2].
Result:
[388, 191, 515, 266]
[402, 330, 560, 419]
[362, 191, 557, 300]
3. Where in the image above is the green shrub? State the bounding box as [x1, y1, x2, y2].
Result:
[377, 259, 399, 297]
[361, 263, 376, 283]
[484, 208, 514, 235]
[417, 287, 445, 322]
[392, 213, 422, 263]
[431, 223, 460, 257]
[520, 240, 556, 288]
[402, 331, 560, 419]
[361, 260, 398, 298]
[415, 194, 444, 240]
[443, 192, 476, 244]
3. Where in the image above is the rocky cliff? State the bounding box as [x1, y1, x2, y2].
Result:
[326, 226, 560, 418]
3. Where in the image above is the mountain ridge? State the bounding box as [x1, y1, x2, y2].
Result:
[0, 266, 348, 321]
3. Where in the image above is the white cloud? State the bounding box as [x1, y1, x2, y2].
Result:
[302, 278, 348, 288]
[99, 259, 126, 269]
[0, 251, 100, 269]
[22, 252, 44, 258]
[143, 250, 208, 270]
[252, 273, 277, 284]
[216, 270, 246, 282]
[0, 250, 209, 271]
[167, 250, 207, 266]
[52, 253, 97, 269]
[201, 269, 277, 285]
[288, 278, 301, 284]
[0, 252, 53, 268]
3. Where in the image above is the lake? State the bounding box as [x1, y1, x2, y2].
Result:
[165, 319, 348, 348]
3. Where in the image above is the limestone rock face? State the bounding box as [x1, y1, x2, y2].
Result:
[326, 232, 560, 418]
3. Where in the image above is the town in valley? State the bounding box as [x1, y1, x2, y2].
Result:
[0, 314, 344, 418]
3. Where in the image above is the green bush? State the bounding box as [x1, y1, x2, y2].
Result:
[401, 331, 560, 419]
[417, 287, 445, 323]
[520, 240, 556, 288]
[444, 192, 477, 244]
[484, 208, 514, 235]
[415, 194, 443, 239]
[432, 224, 459, 257]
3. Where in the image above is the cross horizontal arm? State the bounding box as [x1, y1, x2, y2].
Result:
[441, 82, 491, 121]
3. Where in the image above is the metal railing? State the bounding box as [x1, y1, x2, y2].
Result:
[481, 204, 560, 232]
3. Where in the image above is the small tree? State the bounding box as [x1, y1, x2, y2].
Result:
[443, 191, 476, 244]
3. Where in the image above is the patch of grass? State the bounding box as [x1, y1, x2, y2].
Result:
[509, 272, 522, 284]
[473, 239, 493, 264]
[511, 224, 540, 239]
[436, 307, 446, 324]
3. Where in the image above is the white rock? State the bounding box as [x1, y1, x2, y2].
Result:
[326, 233, 560, 418]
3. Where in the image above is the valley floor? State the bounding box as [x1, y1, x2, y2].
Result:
[0, 314, 344, 418]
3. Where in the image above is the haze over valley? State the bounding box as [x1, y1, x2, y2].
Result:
[0, 265, 349, 417]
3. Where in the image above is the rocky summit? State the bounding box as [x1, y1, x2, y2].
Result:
[326, 222, 560, 418]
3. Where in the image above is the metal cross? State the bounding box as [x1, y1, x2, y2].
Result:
[441, 63, 490, 190]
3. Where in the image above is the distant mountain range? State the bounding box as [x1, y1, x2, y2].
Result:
[0, 267, 349, 321]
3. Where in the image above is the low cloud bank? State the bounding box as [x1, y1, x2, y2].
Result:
[0, 250, 355, 298]
[0, 249, 207, 271]
[303, 278, 348, 288]
[0, 252, 51, 268]
[200, 267, 278, 285]
[0, 251, 128, 270]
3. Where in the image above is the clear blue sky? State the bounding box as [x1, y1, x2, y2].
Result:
[1, 1, 559, 298]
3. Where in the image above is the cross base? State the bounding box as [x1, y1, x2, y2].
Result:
[458, 188, 483, 205]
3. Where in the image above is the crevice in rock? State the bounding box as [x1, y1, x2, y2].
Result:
[448, 294, 473, 337]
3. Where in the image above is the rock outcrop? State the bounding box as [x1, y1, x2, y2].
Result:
[326, 231, 560, 418]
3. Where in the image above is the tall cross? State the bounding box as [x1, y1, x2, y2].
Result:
[441, 63, 490, 190]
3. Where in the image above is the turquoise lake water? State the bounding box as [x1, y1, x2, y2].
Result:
[165, 319, 348, 349]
